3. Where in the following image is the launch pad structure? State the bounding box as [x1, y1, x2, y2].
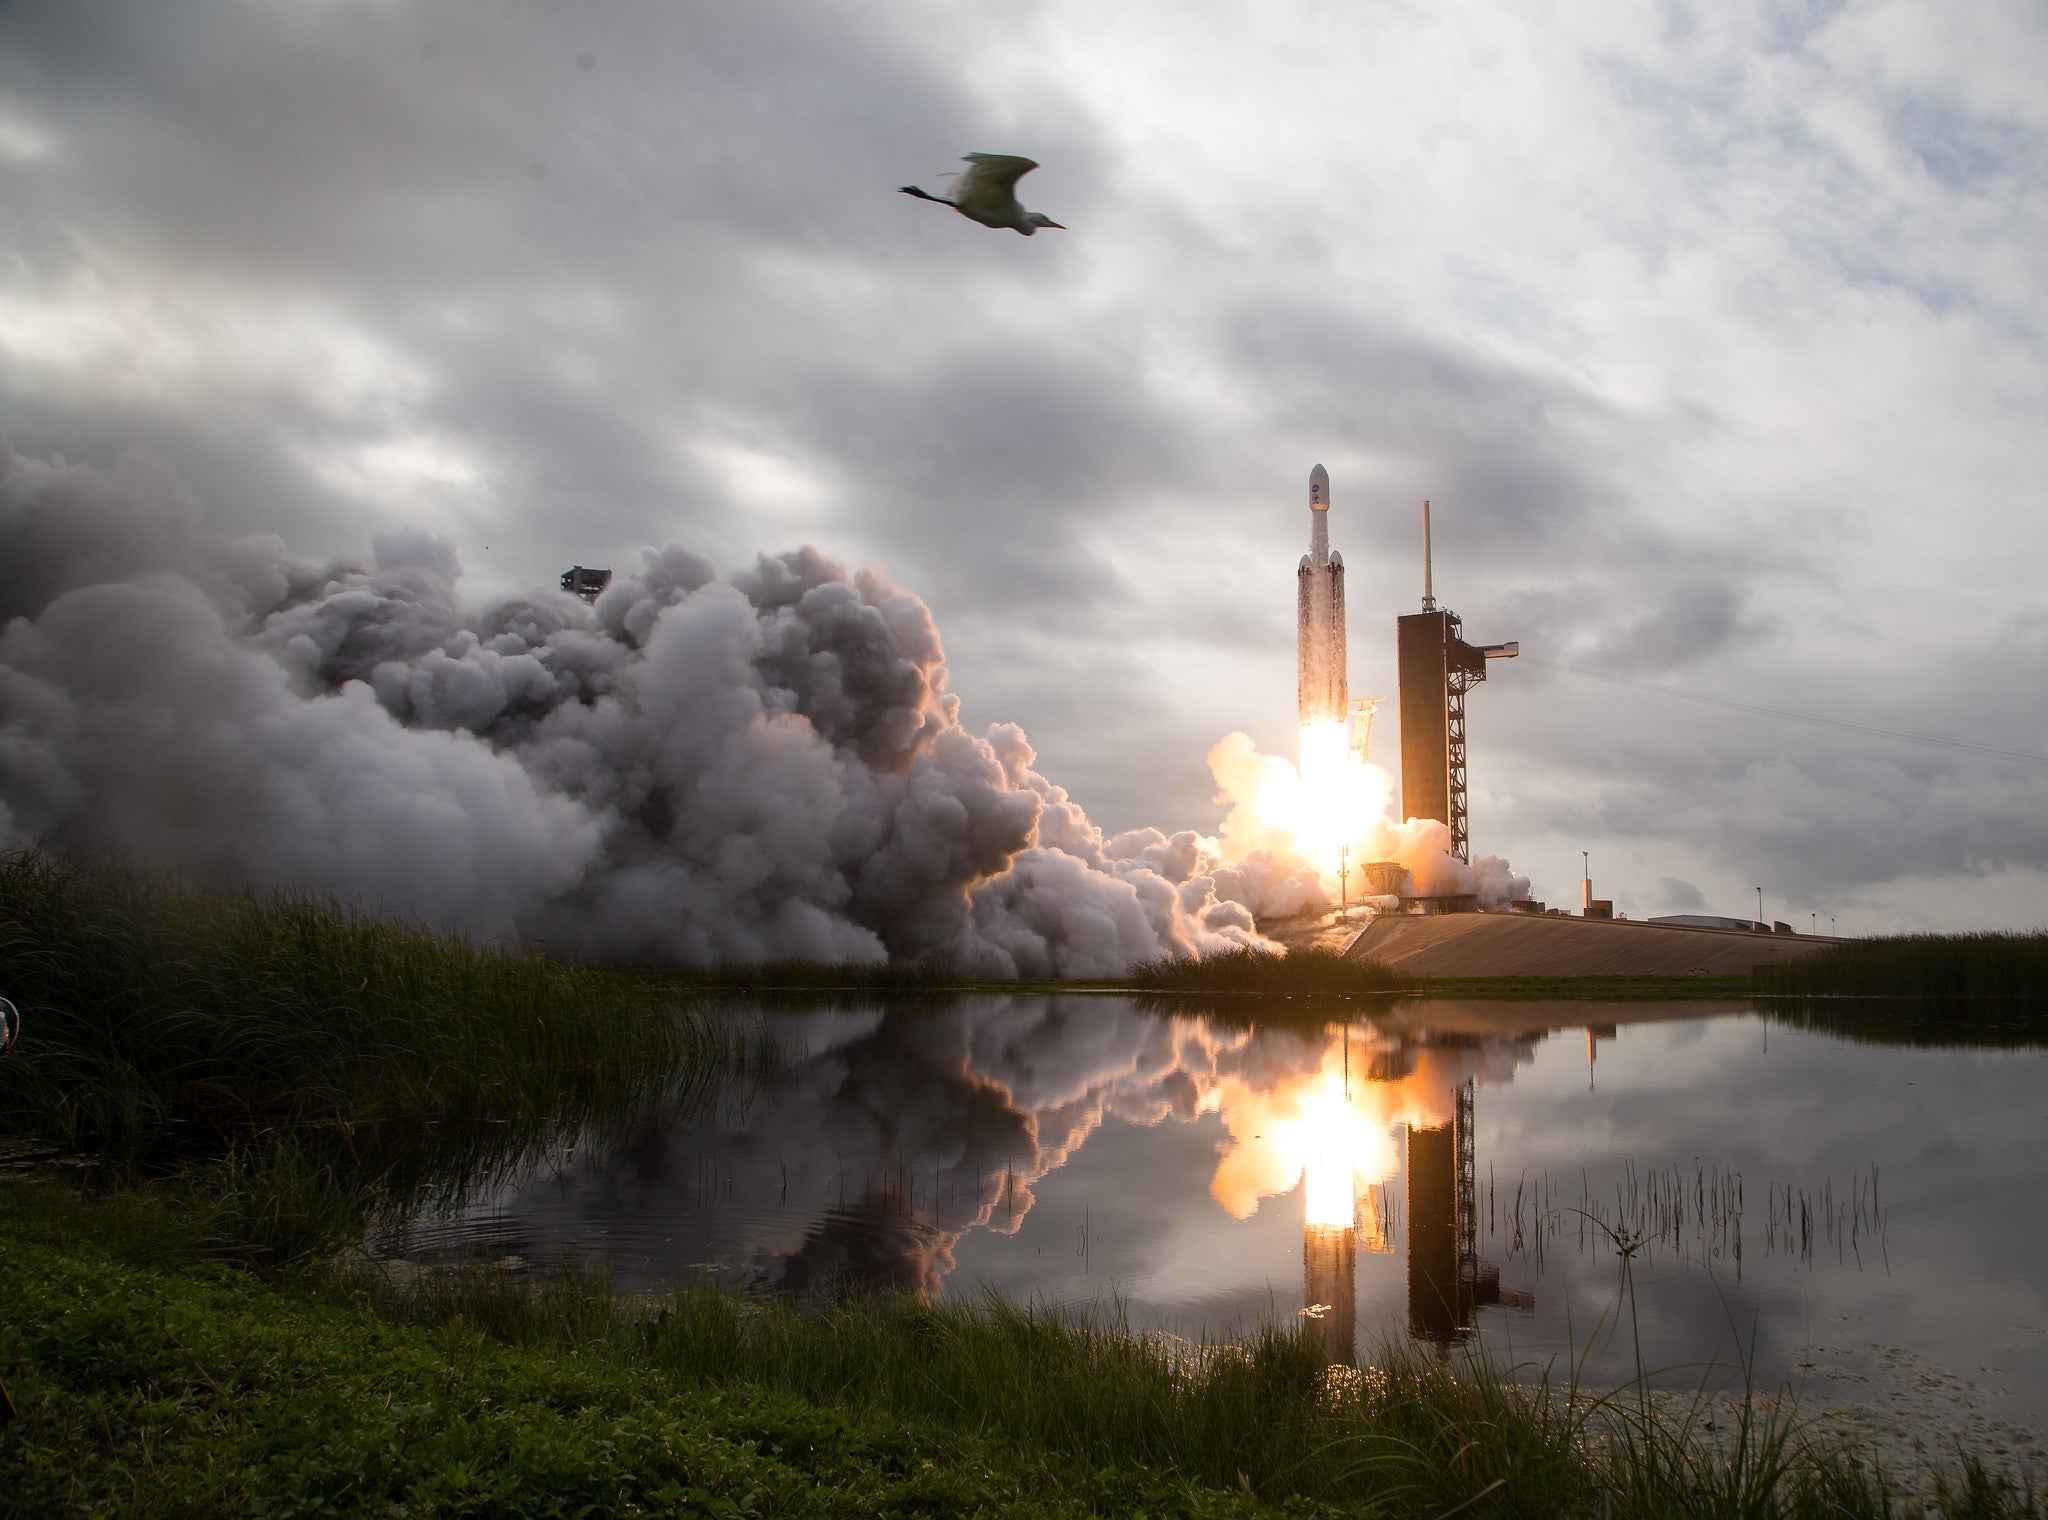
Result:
[1396, 502, 1516, 863]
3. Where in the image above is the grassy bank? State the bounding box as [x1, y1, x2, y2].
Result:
[0, 1185, 1287, 1520]
[7, 1180, 2034, 1520]
[4, 855, 2042, 1514]
[1131, 947, 1401, 995]
[1753, 932, 2048, 1002]
[1753, 931, 2048, 1046]
[0, 848, 751, 1262]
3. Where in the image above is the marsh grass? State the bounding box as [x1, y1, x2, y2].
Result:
[1133, 947, 1401, 996]
[1752, 932, 2048, 1004]
[337, 1257, 1588, 1514]
[320, 1249, 2042, 1519]
[0, 848, 755, 1262]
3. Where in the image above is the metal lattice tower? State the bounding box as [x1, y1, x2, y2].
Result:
[1443, 614, 1482, 863]
[1454, 1079, 1478, 1312]
[1395, 503, 1516, 866]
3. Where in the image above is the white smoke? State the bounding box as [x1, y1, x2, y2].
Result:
[0, 439, 1279, 974]
[1204, 731, 1532, 913]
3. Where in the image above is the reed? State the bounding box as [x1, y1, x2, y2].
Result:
[1753, 932, 2048, 1003]
[1131, 946, 1401, 996]
[327, 1253, 2041, 1519]
[0, 848, 755, 1260]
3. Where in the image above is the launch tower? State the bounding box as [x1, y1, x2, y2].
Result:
[1395, 504, 1517, 862]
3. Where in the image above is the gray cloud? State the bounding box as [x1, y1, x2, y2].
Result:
[5, 0, 2046, 934]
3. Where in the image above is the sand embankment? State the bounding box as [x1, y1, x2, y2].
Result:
[1340, 912, 1838, 977]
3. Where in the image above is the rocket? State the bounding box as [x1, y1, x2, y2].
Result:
[1297, 464, 1348, 725]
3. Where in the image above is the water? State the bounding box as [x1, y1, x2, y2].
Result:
[396, 996, 2048, 1428]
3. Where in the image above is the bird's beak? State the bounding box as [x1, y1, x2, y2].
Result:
[1044, 220, 1066, 230]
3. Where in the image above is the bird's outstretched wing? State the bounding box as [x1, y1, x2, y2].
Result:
[956, 153, 1038, 202]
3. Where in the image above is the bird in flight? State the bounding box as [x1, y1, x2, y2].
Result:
[900, 154, 1065, 235]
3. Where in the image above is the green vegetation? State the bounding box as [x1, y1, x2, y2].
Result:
[0, 847, 750, 1263]
[8, 1181, 2039, 1520]
[0, 1190, 1292, 1520]
[1132, 947, 1402, 996]
[1753, 931, 2048, 1047]
[4, 852, 2043, 1515]
[1753, 931, 2048, 1002]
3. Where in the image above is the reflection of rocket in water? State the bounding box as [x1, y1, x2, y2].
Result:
[1297, 464, 1347, 726]
[1301, 1182, 1389, 1366]
[1302, 1224, 1357, 1364]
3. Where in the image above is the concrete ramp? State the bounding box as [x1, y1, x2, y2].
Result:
[1341, 912, 1836, 977]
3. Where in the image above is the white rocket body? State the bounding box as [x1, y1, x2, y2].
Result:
[1297, 464, 1347, 726]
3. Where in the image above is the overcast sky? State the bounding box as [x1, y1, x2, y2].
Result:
[4, 0, 2045, 934]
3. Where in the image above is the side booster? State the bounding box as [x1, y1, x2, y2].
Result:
[1297, 464, 1347, 726]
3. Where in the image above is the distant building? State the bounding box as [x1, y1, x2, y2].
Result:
[560, 566, 612, 603]
[1647, 914, 1767, 932]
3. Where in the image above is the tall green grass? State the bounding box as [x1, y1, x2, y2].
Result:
[324, 1253, 2041, 1520]
[1132, 946, 1401, 995]
[0, 848, 753, 1260]
[1753, 932, 2048, 1002]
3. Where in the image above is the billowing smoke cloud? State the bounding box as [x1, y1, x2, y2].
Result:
[0, 440, 1277, 973]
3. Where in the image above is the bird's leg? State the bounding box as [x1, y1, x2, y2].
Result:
[899, 185, 956, 206]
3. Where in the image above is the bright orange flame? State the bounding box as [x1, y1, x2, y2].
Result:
[1294, 721, 1356, 873]
[1207, 726, 1466, 903]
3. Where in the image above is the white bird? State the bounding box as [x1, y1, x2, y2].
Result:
[900, 153, 1065, 235]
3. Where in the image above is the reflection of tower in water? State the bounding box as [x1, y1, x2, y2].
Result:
[1405, 1078, 1504, 1344]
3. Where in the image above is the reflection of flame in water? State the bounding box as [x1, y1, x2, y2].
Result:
[1209, 1036, 1473, 1224]
[1299, 1068, 1385, 1226]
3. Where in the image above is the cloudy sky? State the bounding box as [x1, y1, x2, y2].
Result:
[4, 0, 2045, 934]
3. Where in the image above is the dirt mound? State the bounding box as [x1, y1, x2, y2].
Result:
[1341, 912, 1835, 977]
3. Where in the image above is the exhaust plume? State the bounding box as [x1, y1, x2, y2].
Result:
[0, 440, 1276, 974]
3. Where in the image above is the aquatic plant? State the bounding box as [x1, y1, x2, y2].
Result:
[1753, 932, 2048, 1003]
[0, 847, 753, 1261]
[1131, 946, 1401, 995]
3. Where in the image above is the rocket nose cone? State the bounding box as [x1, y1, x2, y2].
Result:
[1309, 463, 1329, 508]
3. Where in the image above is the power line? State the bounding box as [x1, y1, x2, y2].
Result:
[1522, 656, 2048, 767]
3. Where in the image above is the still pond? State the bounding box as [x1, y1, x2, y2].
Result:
[398, 997, 2047, 1430]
